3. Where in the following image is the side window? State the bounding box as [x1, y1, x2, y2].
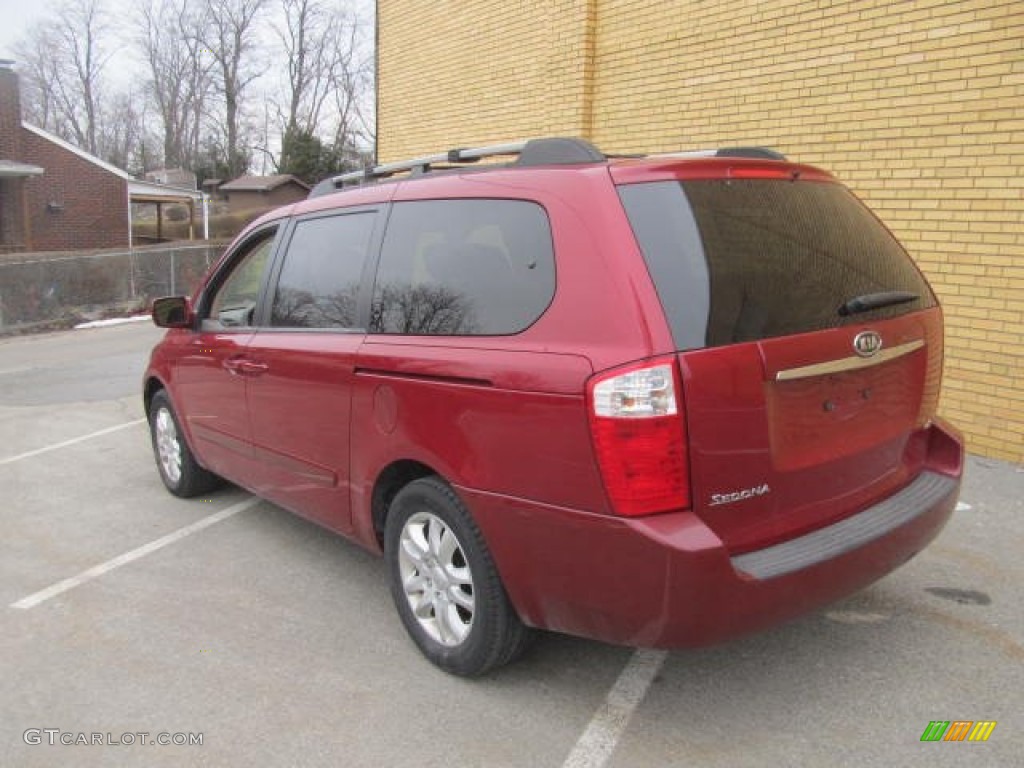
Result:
[270, 212, 375, 329]
[370, 199, 555, 335]
[207, 229, 276, 329]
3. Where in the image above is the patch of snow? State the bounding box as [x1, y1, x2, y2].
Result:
[74, 314, 152, 330]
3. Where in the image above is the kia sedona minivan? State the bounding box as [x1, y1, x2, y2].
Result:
[145, 137, 963, 676]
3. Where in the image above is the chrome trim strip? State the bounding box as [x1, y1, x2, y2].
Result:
[774, 339, 925, 381]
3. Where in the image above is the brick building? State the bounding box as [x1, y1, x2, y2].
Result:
[377, 0, 1024, 462]
[217, 175, 311, 212]
[0, 60, 203, 253]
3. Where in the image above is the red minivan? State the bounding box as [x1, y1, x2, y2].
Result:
[145, 138, 963, 676]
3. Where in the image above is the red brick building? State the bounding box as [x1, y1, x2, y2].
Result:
[0, 60, 203, 253]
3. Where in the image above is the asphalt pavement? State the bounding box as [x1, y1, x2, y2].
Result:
[1, 321, 1020, 767]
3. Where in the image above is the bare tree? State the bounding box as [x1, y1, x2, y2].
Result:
[14, 0, 374, 180]
[14, 28, 61, 131]
[265, 0, 374, 179]
[328, 17, 374, 157]
[274, 0, 347, 136]
[51, 0, 108, 155]
[97, 90, 149, 175]
[15, 0, 111, 155]
[136, 0, 215, 170]
[200, 0, 268, 178]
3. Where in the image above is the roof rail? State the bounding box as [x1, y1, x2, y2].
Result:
[308, 137, 605, 198]
[653, 147, 787, 161]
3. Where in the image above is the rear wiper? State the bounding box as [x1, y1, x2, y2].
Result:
[838, 291, 918, 317]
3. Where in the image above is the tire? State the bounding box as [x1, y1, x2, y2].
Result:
[148, 389, 222, 498]
[385, 477, 533, 676]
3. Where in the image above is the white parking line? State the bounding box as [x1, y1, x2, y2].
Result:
[0, 419, 146, 466]
[10, 497, 261, 610]
[562, 649, 669, 768]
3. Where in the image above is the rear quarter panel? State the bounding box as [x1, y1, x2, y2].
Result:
[348, 167, 676, 550]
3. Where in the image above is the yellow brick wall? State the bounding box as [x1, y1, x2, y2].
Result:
[377, 0, 597, 159]
[378, 0, 1024, 463]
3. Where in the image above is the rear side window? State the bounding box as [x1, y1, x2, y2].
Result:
[270, 212, 375, 329]
[620, 180, 936, 349]
[370, 199, 555, 335]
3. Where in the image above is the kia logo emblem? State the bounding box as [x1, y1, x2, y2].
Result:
[853, 331, 883, 357]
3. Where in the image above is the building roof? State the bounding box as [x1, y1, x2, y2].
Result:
[145, 166, 191, 175]
[0, 159, 44, 177]
[144, 167, 198, 187]
[219, 174, 310, 192]
[20, 123, 202, 202]
[23, 122, 132, 180]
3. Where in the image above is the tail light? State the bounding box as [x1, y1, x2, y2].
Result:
[587, 357, 690, 516]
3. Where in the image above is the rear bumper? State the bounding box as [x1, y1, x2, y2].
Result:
[467, 419, 963, 648]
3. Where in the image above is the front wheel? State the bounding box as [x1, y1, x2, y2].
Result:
[385, 477, 532, 676]
[148, 390, 222, 498]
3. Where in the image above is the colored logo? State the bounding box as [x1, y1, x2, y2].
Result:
[853, 330, 883, 357]
[920, 720, 997, 742]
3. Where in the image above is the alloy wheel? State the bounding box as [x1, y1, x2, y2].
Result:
[154, 407, 182, 486]
[397, 510, 475, 646]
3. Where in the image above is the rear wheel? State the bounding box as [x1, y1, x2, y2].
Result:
[385, 477, 532, 676]
[148, 390, 222, 498]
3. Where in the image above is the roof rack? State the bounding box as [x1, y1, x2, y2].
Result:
[309, 137, 605, 198]
[307, 139, 787, 198]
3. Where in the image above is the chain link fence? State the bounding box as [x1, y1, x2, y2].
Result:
[0, 243, 226, 333]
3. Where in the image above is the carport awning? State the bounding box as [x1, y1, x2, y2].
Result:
[127, 179, 203, 204]
[126, 179, 208, 245]
[0, 159, 44, 178]
[131, 193, 202, 204]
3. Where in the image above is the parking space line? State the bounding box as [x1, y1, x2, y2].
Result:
[0, 419, 146, 466]
[562, 649, 669, 768]
[10, 497, 261, 610]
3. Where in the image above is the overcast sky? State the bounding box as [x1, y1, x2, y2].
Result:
[0, 0, 374, 58]
[0, 1, 51, 60]
[0, 1, 148, 91]
[0, 0, 375, 167]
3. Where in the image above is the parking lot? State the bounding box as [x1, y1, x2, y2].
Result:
[1, 321, 1020, 767]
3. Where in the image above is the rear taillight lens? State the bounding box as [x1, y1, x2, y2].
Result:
[587, 357, 690, 516]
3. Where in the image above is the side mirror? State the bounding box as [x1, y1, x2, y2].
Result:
[152, 296, 194, 329]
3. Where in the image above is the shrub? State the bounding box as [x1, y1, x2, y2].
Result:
[132, 207, 274, 243]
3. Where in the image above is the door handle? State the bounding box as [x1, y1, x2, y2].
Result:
[223, 357, 268, 376]
[238, 360, 269, 375]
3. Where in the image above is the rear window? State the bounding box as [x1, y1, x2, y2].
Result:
[619, 180, 936, 349]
